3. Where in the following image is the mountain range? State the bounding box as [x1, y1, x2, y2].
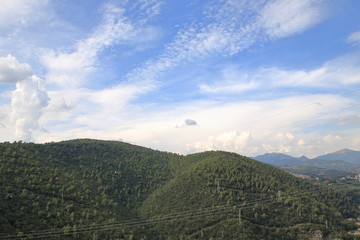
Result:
[253, 149, 360, 169]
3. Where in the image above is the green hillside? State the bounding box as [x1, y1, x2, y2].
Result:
[0, 140, 358, 239]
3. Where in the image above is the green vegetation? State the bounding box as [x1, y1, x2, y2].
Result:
[0, 139, 359, 239]
[280, 165, 353, 179]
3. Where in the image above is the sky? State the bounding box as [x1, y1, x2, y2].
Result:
[0, 0, 360, 158]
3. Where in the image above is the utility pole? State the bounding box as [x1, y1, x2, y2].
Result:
[325, 220, 328, 230]
[217, 180, 221, 193]
[277, 190, 281, 201]
[239, 208, 242, 225]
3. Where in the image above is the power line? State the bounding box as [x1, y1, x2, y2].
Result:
[1, 187, 337, 239]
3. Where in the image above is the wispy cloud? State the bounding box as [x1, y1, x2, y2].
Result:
[259, 0, 328, 38]
[199, 52, 360, 95]
[347, 30, 360, 46]
[0, 0, 48, 29]
[125, 0, 330, 92]
[42, 4, 134, 87]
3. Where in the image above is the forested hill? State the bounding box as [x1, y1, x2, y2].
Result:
[0, 139, 359, 239]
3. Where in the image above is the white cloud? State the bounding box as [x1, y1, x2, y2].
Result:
[272, 53, 360, 86]
[125, 0, 329, 93]
[189, 131, 251, 153]
[10, 75, 50, 141]
[200, 81, 259, 93]
[298, 139, 306, 145]
[33, 90, 359, 158]
[199, 66, 260, 93]
[1, 0, 349, 160]
[0, 55, 49, 141]
[41, 2, 161, 87]
[198, 52, 360, 94]
[274, 132, 295, 142]
[259, 0, 327, 38]
[134, 0, 164, 19]
[41, 4, 133, 87]
[347, 31, 360, 46]
[323, 134, 342, 143]
[0, 55, 32, 83]
[0, 0, 48, 29]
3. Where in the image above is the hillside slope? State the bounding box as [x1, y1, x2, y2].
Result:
[140, 151, 357, 239]
[0, 140, 358, 239]
[0, 139, 180, 239]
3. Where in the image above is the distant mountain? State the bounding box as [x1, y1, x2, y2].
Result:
[253, 152, 307, 166]
[315, 149, 360, 165]
[254, 149, 360, 176]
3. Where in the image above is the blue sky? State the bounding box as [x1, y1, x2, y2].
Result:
[0, 0, 360, 157]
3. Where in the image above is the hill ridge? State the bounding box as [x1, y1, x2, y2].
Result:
[0, 139, 359, 239]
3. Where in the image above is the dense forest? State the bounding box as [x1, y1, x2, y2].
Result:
[0, 139, 359, 239]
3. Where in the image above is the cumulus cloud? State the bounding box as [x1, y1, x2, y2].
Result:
[10, 75, 50, 141]
[297, 139, 306, 145]
[190, 131, 252, 153]
[0, 55, 32, 83]
[347, 31, 360, 46]
[0, 54, 50, 141]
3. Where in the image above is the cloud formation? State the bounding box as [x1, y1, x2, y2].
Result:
[190, 131, 252, 153]
[185, 119, 197, 126]
[41, 4, 133, 87]
[0, 0, 357, 159]
[42, 1, 161, 87]
[125, 0, 329, 88]
[0, 55, 32, 83]
[259, 0, 327, 38]
[0, 0, 48, 29]
[199, 52, 360, 95]
[10, 75, 50, 141]
[347, 31, 360, 46]
[0, 55, 50, 141]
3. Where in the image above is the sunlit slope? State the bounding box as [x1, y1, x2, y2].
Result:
[139, 151, 357, 239]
